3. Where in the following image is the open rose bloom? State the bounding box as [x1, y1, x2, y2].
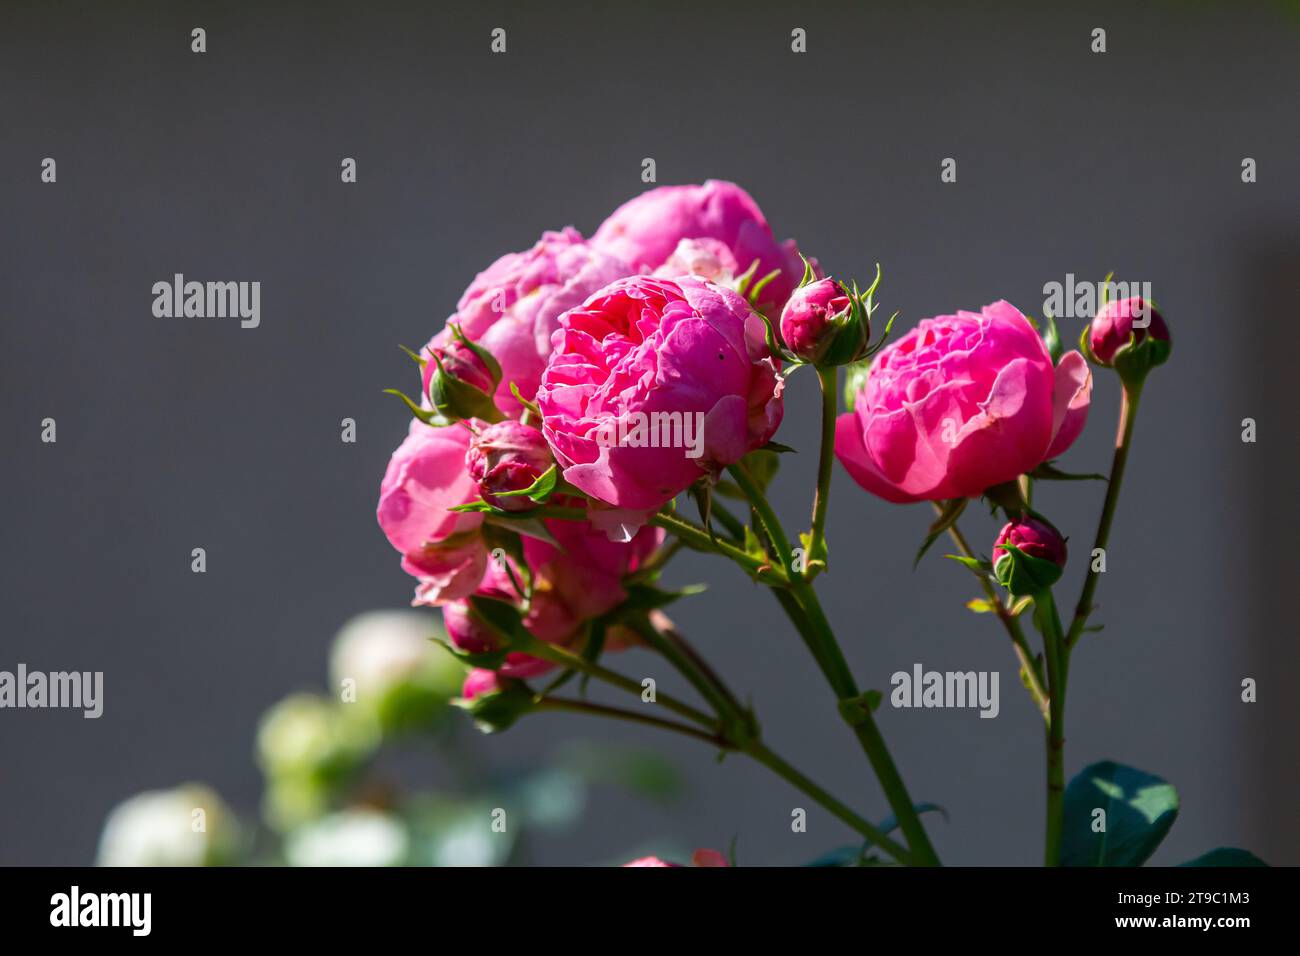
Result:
[835, 301, 1091, 503]
[537, 275, 783, 516]
[593, 180, 807, 313]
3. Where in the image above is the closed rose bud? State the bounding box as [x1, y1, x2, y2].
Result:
[422, 331, 504, 423]
[442, 600, 555, 680]
[1089, 296, 1171, 367]
[993, 516, 1067, 595]
[455, 668, 534, 733]
[466, 421, 553, 511]
[460, 668, 504, 701]
[779, 277, 861, 363]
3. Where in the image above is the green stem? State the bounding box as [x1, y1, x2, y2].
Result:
[944, 516, 1049, 720]
[726, 458, 940, 866]
[1037, 590, 1068, 866]
[726, 463, 794, 572]
[808, 367, 838, 568]
[625, 615, 743, 731]
[519, 638, 716, 729]
[535, 696, 727, 748]
[790, 582, 942, 866]
[745, 739, 912, 865]
[651, 510, 785, 583]
[708, 500, 747, 542]
[1066, 383, 1143, 649]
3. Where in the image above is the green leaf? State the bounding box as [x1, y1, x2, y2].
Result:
[483, 514, 562, 548]
[509, 381, 541, 419]
[383, 388, 447, 427]
[966, 597, 997, 614]
[945, 554, 989, 574]
[1178, 847, 1268, 867]
[447, 500, 496, 513]
[493, 463, 558, 503]
[761, 440, 797, 454]
[741, 448, 781, 492]
[618, 582, 707, 613]
[915, 498, 968, 569]
[1060, 761, 1179, 867]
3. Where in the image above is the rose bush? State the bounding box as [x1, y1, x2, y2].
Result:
[375, 183, 1246, 870]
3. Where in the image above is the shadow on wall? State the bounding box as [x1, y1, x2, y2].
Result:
[1241, 228, 1300, 865]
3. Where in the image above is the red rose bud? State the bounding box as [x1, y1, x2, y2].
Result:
[466, 421, 554, 512]
[1088, 296, 1171, 372]
[779, 278, 864, 364]
[993, 516, 1067, 595]
[422, 328, 504, 423]
[454, 668, 534, 733]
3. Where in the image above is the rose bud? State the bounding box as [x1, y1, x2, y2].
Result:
[537, 275, 783, 532]
[460, 667, 505, 702]
[591, 180, 807, 313]
[779, 277, 864, 364]
[466, 421, 554, 512]
[442, 600, 555, 680]
[1088, 296, 1171, 379]
[454, 668, 534, 734]
[836, 301, 1092, 503]
[993, 516, 1067, 596]
[422, 327, 504, 423]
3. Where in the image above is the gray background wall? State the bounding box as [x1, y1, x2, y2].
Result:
[2, 0, 1297, 865]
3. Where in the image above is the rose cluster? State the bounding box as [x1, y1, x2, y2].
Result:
[377, 181, 803, 699]
[377, 176, 1171, 737]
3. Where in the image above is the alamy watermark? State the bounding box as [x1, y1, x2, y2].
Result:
[0, 664, 103, 718]
[1042, 274, 1151, 323]
[890, 663, 999, 718]
[152, 274, 261, 328]
[592, 411, 705, 459]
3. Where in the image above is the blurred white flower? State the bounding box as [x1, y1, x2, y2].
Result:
[329, 610, 438, 700]
[284, 809, 409, 867]
[97, 784, 237, 866]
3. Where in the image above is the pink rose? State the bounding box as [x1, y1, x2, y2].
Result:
[377, 422, 488, 603]
[652, 238, 740, 285]
[443, 514, 661, 677]
[466, 421, 554, 512]
[538, 275, 784, 517]
[592, 180, 806, 312]
[835, 301, 1091, 503]
[428, 228, 629, 416]
[523, 513, 662, 622]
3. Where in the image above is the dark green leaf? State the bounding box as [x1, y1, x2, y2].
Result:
[1178, 848, 1268, 867]
[1060, 761, 1179, 867]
